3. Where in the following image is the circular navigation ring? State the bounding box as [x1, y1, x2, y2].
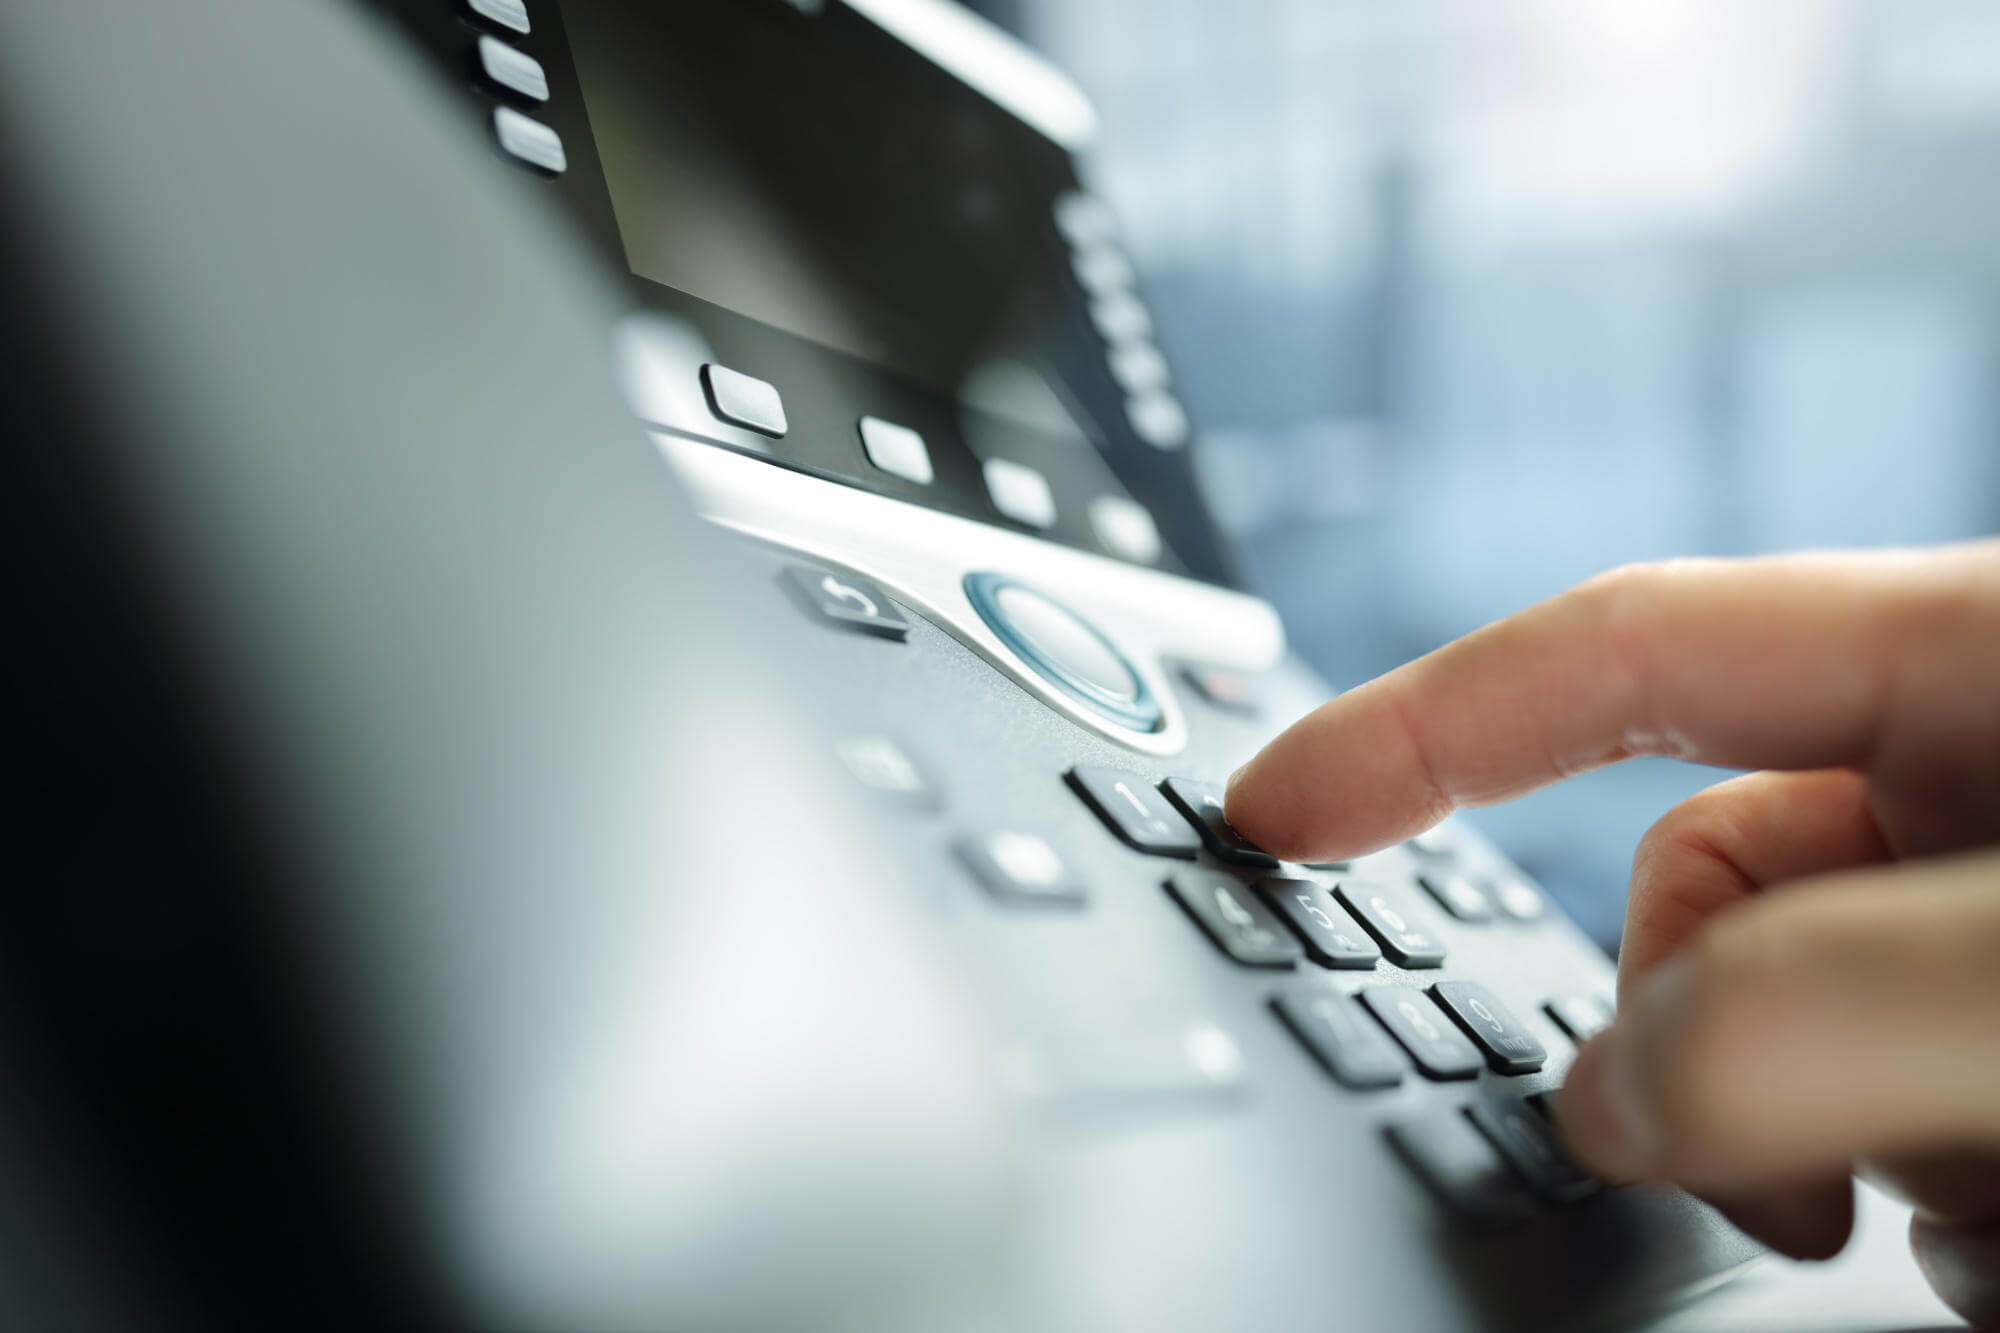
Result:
[964, 572, 1162, 733]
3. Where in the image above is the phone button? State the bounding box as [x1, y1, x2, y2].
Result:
[464, 0, 530, 35]
[1360, 987, 1482, 1080]
[858, 416, 934, 485]
[1387, 1111, 1537, 1226]
[1429, 980, 1547, 1075]
[1272, 989, 1404, 1088]
[1159, 777, 1278, 866]
[1167, 872, 1301, 969]
[475, 35, 548, 103]
[491, 107, 565, 175]
[1067, 766, 1200, 858]
[782, 565, 907, 639]
[700, 364, 787, 438]
[957, 831, 1085, 907]
[1336, 881, 1447, 968]
[1256, 876, 1380, 968]
[967, 573, 1161, 732]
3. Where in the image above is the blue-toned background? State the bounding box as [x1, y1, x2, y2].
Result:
[974, 0, 2000, 949]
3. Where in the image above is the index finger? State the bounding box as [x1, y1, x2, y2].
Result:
[1224, 543, 2000, 864]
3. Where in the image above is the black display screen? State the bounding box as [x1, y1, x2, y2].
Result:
[546, 0, 1237, 585]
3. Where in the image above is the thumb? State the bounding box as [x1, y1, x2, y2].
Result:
[1556, 848, 2000, 1193]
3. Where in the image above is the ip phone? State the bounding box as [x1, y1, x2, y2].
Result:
[2, 1, 1934, 1330]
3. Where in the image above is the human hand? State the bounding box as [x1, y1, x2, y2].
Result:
[1224, 543, 2000, 1325]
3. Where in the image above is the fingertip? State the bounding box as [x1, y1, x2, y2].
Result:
[1554, 1028, 1660, 1183]
[1221, 746, 1316, 862]
[1223, 716, 1420, 864]
[1708, 1178, 1855, 1261]
[1910, 1213, 2000, 1328]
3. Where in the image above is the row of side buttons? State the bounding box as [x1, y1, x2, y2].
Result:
[460, 0, 565, 174]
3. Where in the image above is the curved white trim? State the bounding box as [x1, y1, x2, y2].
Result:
[657, 435, 1284, 756]
[843, 0, 1098, 148]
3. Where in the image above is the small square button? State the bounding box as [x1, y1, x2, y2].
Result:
[982, 458, 1056, 528]
[1089, 291, 1152, 342]
[1493, 879, 1548, 922]
[1072, 244, 1135, 292]
[464, 0, 530, 35]
[1107, 341, 1170, 394]
[958, 832, 1084, 907]
[1067, 766, 1200, 858]
[1418, 872, 1492, 923]
[1124, 391, 1189, 449]
[492, 107, 565, 174]
[834, 735, 935, 809]
[783, 565, 907, 639]
[859, 416, 934, 484]
[1089, 495, 1162, 564]
[476, 35, 549, 102]
[1053, 190, 1117, 246]
[700, 364, 787, 438]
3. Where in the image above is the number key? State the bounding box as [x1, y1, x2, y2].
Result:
[1168, 872, 1301, 968]
[1359, 987, 1481, 1079]
[1273, 989, 1403, 1089]
[1159, 777, 1279, 867]
[1257, 876, 1380, 969]
[1336, 880, 1446, 968]
[1068, 766, 1201, 858]
[1429, 980, 1546, 1074]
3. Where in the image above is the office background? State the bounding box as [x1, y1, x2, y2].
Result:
[975, 0, 2000, 948]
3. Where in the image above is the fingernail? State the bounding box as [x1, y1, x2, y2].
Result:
[1225, 763, 1249, 801]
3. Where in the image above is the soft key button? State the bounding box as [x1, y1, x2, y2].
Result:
[475, 35, 548, 102]
[464, 0, 530, 35]
[958, 831, 1084, 907]
[491, 107, 565, 174]
[1088, 495, 1162, 564]
[968, 575, 1161, 732]
[982, 458, 1056, 529]
[783, 565, 907, 640]
[858, 415, 933, 484]
[700, 364, 787, 438]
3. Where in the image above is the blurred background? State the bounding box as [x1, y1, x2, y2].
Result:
[969, 0, 2000, 948]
